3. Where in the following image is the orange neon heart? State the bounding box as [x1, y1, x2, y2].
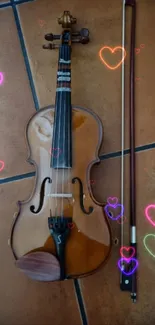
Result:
[99, 46, 126, 70]
[39, 19, 46, 28]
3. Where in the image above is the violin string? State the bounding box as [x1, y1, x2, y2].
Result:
[62, 44, 67, 220]
[67, 43, 71, 215]
[60, 44, 63, 220]
[61, 42, 71, 221]
[66, 43, 71, 220]
[49, 74, 58, 219]
[55, 43, 63, 219]
[121, 0, 126, 252]
[49, 98, 55, 219]
[61, 43, 66, 220]
[68, 43, 71, 220]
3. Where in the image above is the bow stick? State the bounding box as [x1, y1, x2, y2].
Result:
[120, 0, 137, 302]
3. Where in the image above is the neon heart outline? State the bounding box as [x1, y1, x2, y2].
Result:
[68, 222, 74, 229]
[145, 204, 155, 227]
[49, 148, 62, 158]
[135, 48, 140, 54]
[38, 19, 45, 27]
[99, 46, 126, 70]
[120, 246, 135, 260]
[0, 72, 4, 85]
[117, 215, 127, 224]
[104, 203, 124, 221]
[143, 234, 155, 258]
[90, 179, 95, 185]
[107, 197, 118, 207]
[0, 160, 4, 172]
[117, 258, 138, 276]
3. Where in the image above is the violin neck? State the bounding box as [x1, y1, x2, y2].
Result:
[51, 42, 72, 169]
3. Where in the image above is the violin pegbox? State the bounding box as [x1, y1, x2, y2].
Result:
[42, 11, 90, 50]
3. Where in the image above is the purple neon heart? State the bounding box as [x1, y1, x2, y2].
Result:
[117, 258, 138, 276]
[104, 204, 124, 221]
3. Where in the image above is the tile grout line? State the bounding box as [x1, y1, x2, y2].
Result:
[100, 142, 155, 160]
[8, 2, 89, 324]
[0, 0, 35, 10]
[11, 0, 39, 110]
[13, 0, 35, 5]
[74, 280, 88, 325]
[0, 171, 35, 184]
[0, 142, 155, 184]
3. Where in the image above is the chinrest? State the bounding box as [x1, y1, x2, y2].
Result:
[16, 251, 60, 281]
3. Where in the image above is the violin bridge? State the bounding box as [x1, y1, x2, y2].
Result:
[47, 193, 73, 198]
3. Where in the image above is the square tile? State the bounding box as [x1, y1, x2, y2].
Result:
[17, 0, 155, 154]
[0, 0, 10, 3]
[0, 8, 36, 179]
[0, 178, 81, 325]
[80, 149, 155, 325]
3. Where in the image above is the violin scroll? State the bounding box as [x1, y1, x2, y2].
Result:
[42, 11, 89, 50]
[58, 11, 76, 28]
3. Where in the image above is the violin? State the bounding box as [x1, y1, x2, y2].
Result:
[10, 11, 112, 282]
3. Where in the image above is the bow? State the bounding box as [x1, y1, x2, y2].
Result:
[120, 0, 137, 302]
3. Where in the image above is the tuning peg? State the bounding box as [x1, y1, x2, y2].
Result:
[43, 43, 59, 50]
[80, 28, 89, 38]
[72, 31, 80, 37]
[80, 28, 89, 44]
[72, 28, 89, 44]
[45, 33, 60, 41]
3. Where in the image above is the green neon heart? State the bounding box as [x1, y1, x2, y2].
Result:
[143, 234, 155, 258]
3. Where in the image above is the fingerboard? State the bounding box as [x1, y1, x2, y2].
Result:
[51, 42, 72, 169]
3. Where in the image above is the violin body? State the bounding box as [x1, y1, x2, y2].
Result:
[10, 11, 112, 282]
[11, 105, 111, 280]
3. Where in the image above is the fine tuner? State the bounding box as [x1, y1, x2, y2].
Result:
[43, 11, 89, 50]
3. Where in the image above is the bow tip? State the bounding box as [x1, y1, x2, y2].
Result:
[125, 0, 135, 6]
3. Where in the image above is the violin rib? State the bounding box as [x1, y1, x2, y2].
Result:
[10, 11, 112, 282]
[10, 105, 112, 280]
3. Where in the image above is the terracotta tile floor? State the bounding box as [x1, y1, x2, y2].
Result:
[0, 0, 155, 324]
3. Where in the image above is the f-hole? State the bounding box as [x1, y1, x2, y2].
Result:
[72, 177, 94, 214]
[30, 177, 52, 214]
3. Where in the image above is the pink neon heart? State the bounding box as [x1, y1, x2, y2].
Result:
[107, 197, 118, 207]
[50, 148, 62, 158]
[0, 160, 4, 172]
[140, 44, 145, 49]
[0, 72, 4, 85]
[145, 204, 155, 227]
[117, 215, 127, 225]
[68, 222, 74, 229]
[39, 19, 45, 27]
[89, 179, 96, 185]
[135, 48, 140, 54]
[120, 246, 135, 260]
